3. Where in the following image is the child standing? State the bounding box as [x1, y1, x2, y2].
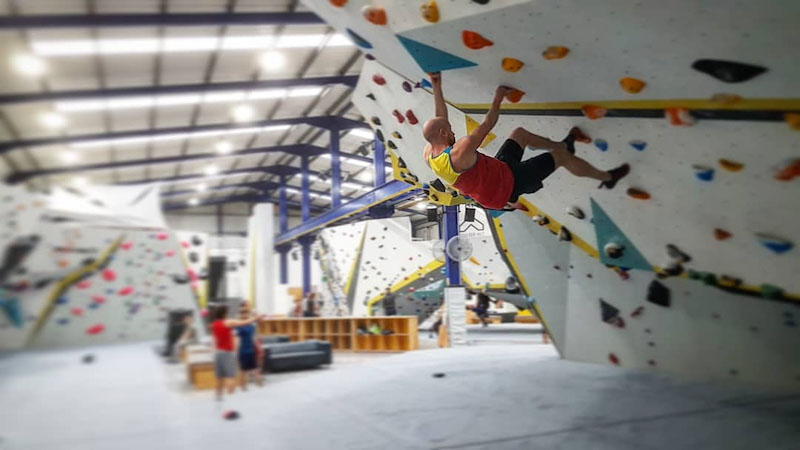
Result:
[210, 304, 262, 401]
[236, 302, 263, 389]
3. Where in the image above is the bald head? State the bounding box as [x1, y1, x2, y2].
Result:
[423, 117, 454, 146]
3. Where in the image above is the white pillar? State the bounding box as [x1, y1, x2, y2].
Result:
[252, 203, 275, 314]
[445, 285, 467, 347]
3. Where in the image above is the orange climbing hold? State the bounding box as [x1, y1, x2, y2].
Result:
[582, 105, 607, 120]
[501, 57, 524, 73]
[542, 46, 569, 60]
[619, 77, 646, 94]
[666, 107, 695, 126]
[714, 229, 732, 241]
[461, 30, 493, 50]
[786, 113, 800, 131]
[362, 5, 387, 25]
[329, 0, 347, 6]
[504, 89, 525, 103]
[775, 159, 800, 181]
[627, 188, 651, 200]
[718, 158, 744, 172]
[420, 0, 439, 23]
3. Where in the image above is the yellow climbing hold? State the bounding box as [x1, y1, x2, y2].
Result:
[420, 0, 439, 23]
[619, 77, 646, 94]
[786, 113, 800, 130]
[542, 46, 569, 60]
[468, 256, 481, 266]
[710, 93, 742, 105]
[465, 115, 496, 148]
[502, 57, 524, 72]
[718, 158, 744, 172]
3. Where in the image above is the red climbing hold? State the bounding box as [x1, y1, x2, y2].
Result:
[582, 105, 607, 120]
[405, 110, 419, 125]
[714, 229, 732, 240]
[627, 188, 651, 200]
[461, 30, 493, 50]
[76, 281, 91, 289]
[362, 5, 387, 25]
[630, 306, 644, 318]
[504, 89, 525, 103]
[329, 0, 347, 7]
[372, 74, 386, 85]
[86, 324, 105, 335]
[91, 295, 106, 304]
[102, 269, 116, 282]
[775, 159, 800, 181]
[118, 286, 134, 296]
[120, 242, 133, 250]
[392, 110, 405, 123]
[71, 307, 83, 316]
[165, 250, 175, 257]
[608, 353, 620, 365]
[666, 107, 695, 126]
[542, 46, 569, 60]
[156, 232, 168, 240]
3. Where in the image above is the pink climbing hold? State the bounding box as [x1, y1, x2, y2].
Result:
[181, 241, 190, 249]
[372, 74, 386, 85]
[392, 109, 405, 123]
[165, 250, 175, 257]
[76, 281, 91, 289]
[188, 270, 199, 282]
[102, 269, 116, 282]
[120, 242, 133, 250]
[86, 324, 105, 335]
[91, 295, 106, 304]
[156, 232, 169, 241]
[71, 307, 83, 316]
[118, 286, 134, 296]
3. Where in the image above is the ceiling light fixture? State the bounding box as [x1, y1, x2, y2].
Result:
[11, 53, 47, 76]
[69, 124, 289, 149]
[258, 50, 286, 71]
[231, 104, 255, 123]
[195, 183, 208, 192]
[189, 198, 200, 206]
[215, 141, 233, 154]
[204, 165, 219, 176]
[39, 111, 67, 129]
[59, 151, 79, 163]
[348, 128, 375, 140]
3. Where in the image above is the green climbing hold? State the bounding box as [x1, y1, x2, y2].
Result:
[761, 284, 783, 299]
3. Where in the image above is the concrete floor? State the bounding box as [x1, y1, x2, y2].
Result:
[0, 340, 798, 450]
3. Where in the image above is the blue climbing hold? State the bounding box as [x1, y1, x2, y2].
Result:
[396, 34, 477, 73]
[56, 296, 68, 305]
[629, 140, 647, 151]
[88, 302, 100, 310]
[595, 139, 608, 151]
[419, 78, 433, 89]
[693, 165, 714, 181]
[57, 318, 69, 326]
[756, 233, 794, 254]
[346, 28, 372, 49]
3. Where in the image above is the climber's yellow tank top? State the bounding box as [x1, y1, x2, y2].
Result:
[427, 146, 460, 185]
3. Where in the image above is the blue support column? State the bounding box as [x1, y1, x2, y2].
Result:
[301, 156, 310, 222]
[442, 205, 460, 286]
[330, 129, 341, 207]
[299, 236, 314, 295]
[373, 137, 386, 187]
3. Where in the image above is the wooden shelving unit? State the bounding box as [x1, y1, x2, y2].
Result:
[258, 316, 418, 352]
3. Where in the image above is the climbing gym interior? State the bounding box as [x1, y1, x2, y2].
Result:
[0, 1, 798, 449]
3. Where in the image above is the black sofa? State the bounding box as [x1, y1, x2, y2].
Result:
[261, 335, 291, 345]
[261, 340, 332, 373]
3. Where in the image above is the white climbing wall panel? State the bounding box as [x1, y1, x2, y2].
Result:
[458, 207, 512, 289]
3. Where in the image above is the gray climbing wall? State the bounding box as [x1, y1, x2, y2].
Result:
[305, 0, 800, 387]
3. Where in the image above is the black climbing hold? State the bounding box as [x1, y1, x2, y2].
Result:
[376, 129, 385, 142]
[222, 410, 240, 420]
[366, 93, 376, 101]
[599, 299, 625, 328]
[666, 244, 691, 263]
[558, 227, 572, 242]
[370, 116, 382, 126]
[691, 59, 767, 83]
[82, 354, 95, 364]
[646, 280, 671, 307]
[430, 179, 446, 192]
[191, 236, 203, 246]
[387, 140, 397, 150]
[189, 252, 199, 264]
[432, 373, 446, 378]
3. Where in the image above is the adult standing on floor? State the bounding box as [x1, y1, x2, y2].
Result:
[236, 302, 264, 390]
[379, 287, 397, 316]
[303, 292, 320, 317]
[210, 304, 263, 401]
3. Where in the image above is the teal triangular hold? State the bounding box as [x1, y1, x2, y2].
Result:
[590, 198, 652, 271]
[396, 35, 477, 73]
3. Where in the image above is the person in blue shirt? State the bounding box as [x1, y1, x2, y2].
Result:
[236, 302, 263, 389]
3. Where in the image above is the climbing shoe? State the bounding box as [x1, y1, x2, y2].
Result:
[598, 164, 630, 189]
[563, 127, 591, 154]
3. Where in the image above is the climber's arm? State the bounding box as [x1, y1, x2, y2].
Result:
[467, 86, 508, 149]
[430, 72, 448, 120]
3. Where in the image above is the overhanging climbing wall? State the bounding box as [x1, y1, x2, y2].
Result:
[305, 0, 800, 387]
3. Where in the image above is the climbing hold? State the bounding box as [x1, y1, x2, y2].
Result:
[120, 242, 133, 250]
[755, 233, 793, 254]
[82, 354, 95, 364]
[760, 283, 783, 299]
[391, 131, 402, 139]
[86, 324, 105, 335]
[557, 227, 572, 242]
[71, 307, 83, 316]
[785, 113, 800, 131]
[222, 410, 240, 420]
[387, 141, 397, 150]
[191, 235, 203, 246]
[710, 93, 742, 105]
[691, 59, 767, 83]
[629, 140, 647, 151]
[566, 205, 584, 220]
[362, 5, 387, 25]
[582, 105, 607, 120]
[405, 110, 419, 125]
[542, 46, 569, 60]
[604, 243, 624, 259]
[418, 78, 433, 89]
[366, 93, 376, 101]
[432, 372, 446, 378]
[608, 353, 620, 365]
[531, 215, 549, 226]
[630, 306, 644, 318]
[156, 232, 168, 241]
[693, 165, 714, 181]
[372, 74, 386, 85]
[619, 77, 646, 94]
[714, 229, 732, 241]
[626, 188, 650, 200]
[501, 57, 524, 73]
[504, 89, 525, 103]
[719, 275, 742, 287]
[329, 0, 347, 6]
[401, 81, 412, 93]
[461, 30, 493, 50]
[666, 244, 691, 263]
[718, 159, 744, 172]
[600, 299, 625, 328]
[647, 280, 671, 307]
[391, 110, 404, 124]
[665, 107, 695, 126]
[76, 280, 91, 289]
[91, 295, 106, 304]
[118, 286, 134, 296]
[397, 35, 477, 73]
[594, 139, 608, 151]
[370, 116, 382, 126]
[774, 159, 800, 181]
[420, 0, 439, 23]
[376, 129, 385, 142]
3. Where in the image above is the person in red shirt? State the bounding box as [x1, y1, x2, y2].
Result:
[210, 304, 263, 401]
[423, 73, 629, 211]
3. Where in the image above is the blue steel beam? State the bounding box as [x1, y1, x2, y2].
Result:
[0, 12, 324, 29]
[0, 116, 368, 154]
[274, 180, 420, 246]
[0, 75, 357, 105]
[5, 144, 329, 184]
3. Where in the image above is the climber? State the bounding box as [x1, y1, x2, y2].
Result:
[422, 73, 629, 211]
